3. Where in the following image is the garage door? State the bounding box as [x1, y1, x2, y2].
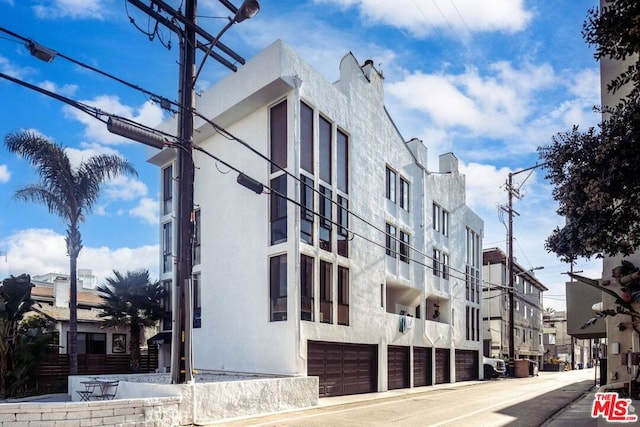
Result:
[308, 341, 377, 397]
[387, 346, 409, 390]
[455, 349, 479, 381]
[413, 347, 432, 387]
[435, 348, 451, 384]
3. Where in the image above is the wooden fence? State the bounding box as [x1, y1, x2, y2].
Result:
[33, 346, 159, 394]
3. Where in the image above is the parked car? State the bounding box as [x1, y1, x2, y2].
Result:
[483, 356, 506, 378]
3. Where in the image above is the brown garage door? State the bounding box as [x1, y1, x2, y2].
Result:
[413, 346, 432, 387]
[435, 348, 450, 384]
[308, 341, 377, 397]
[387, 346, 409, 390]
[455, 350, 479, 381]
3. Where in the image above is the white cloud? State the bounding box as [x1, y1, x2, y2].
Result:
[316, 0, 532, 37]
[0, 228, 159, 282]
[0, 165, 10, 183]
[38, 80, 78, 97]
[63, 96, 164, 145]
[459, 161, 512, 211]
[129, 197, 159, 225]
[103, 175, 148, 201]
[32, 0, 109, 20]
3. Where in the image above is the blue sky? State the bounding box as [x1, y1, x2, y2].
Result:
[0, 0, 601, 310]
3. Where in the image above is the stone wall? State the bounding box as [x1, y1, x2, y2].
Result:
[0, 397, 181, 427]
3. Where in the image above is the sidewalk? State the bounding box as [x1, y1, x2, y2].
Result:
[542, 385, 598, 427]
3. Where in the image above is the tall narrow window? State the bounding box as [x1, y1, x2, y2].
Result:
[337, 196, 349, 257]
[400, 177, 409, 211]
[300, 102, 314, 174]
[270, 100, 287, 172]
[319, 116, 332, 184]
[192, 209, 201, 265]
[162, 222, 172, 273]
[400, 231, 410, 264]
[192, 273, 201, 328]
[433, 204, 441, 232]
[162, 280, 172, 331]
[300, 255, 314, 321]
[432, 249, 441, 277]
[162, 165, 173, 215]
[270, 254, 287, 321]
[300, 175, 314, 245]
[338, 266, 349, 326]
[320, 260, 333, 324]
[319, 186, 332, 251]
[270, 175, 287, 245]
[337, 130, 348, 193]
[442, 210, 449, 237]
[442, 253, 450, 279]
[386, 167, 396, 203]
[466, 306, 470, 340]
[386, 223, 397, 258]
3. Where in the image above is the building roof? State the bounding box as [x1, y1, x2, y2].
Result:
[33, 305, 103, 323]
[483, 247, 549, 291]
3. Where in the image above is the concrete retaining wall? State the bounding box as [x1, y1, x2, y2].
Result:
[0, 397, 181, 427]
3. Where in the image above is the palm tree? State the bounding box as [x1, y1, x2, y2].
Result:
[0, 274, 35, 398]
[4, 131, 137, 375]
[97, 270, 165, 373]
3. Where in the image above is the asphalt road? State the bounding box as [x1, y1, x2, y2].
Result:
[222, 368, 597, 426]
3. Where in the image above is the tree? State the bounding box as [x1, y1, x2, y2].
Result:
[538, 0, 640, 259]
[0, 274, 34, 398]
[97, 270, 165, 373]
[4, 132, 137, 374]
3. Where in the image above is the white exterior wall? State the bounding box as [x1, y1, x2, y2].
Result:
[150, 40, 483, 386]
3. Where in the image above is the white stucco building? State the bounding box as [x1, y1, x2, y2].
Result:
[150, 40, 484, 396]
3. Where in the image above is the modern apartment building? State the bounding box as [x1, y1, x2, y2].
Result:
[482, 248, 547, 366]
[150, 40, 483, 396]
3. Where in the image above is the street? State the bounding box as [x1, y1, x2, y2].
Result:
[222, 368, 597, 426]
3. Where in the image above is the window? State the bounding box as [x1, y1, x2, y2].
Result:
[386, 223, 397, 258]
[466, 228, 481, 302]
[300, 102, 314, 174]
[300, 255, 314, 321]
[319, 116, 332, 183]
[162, 280, 172, 331]
[400, 177, 409, 211]
[337, 130, 348, 193]
[433, 249, 441, 276]
[192, 209, 201, 266]
[337, 196, 349, 257]
[386, 167, 396, 203]
[441, 253, 449, 279]
[270, 254, 287, 321]
[338, 266, 349, 326]
[270, 100, 287, 172]
[193, 273, 201, 328]
[270, 175, 287, 245]
[300, 175, 314, 244]
[162, 222, 172, 273]
[433, 203, 449, 236]
[162, 165, 173, 215]
[320, 261, 332, 323]
[466, 306, 470, 340]
[399, 231, 410, 264]
[319, 186, 332, 251]
[70, 332, 106, 354]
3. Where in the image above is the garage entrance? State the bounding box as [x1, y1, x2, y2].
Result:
[307, 341, 378, 397]
[387, 345, 409, 390]
[413, 346, 432, 387]
[435, 348, 451, 384]
[455, 349, 479, 381]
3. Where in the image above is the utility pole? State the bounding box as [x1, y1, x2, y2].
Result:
[503, 162, 547, 375]
[125, 0, 259, 384]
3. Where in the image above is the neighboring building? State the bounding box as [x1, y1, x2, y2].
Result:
[150, 40, 484, 396]
[543, 310, 593, 369]
[482, 248, 547, 366]
[28, 270, 154, 356]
